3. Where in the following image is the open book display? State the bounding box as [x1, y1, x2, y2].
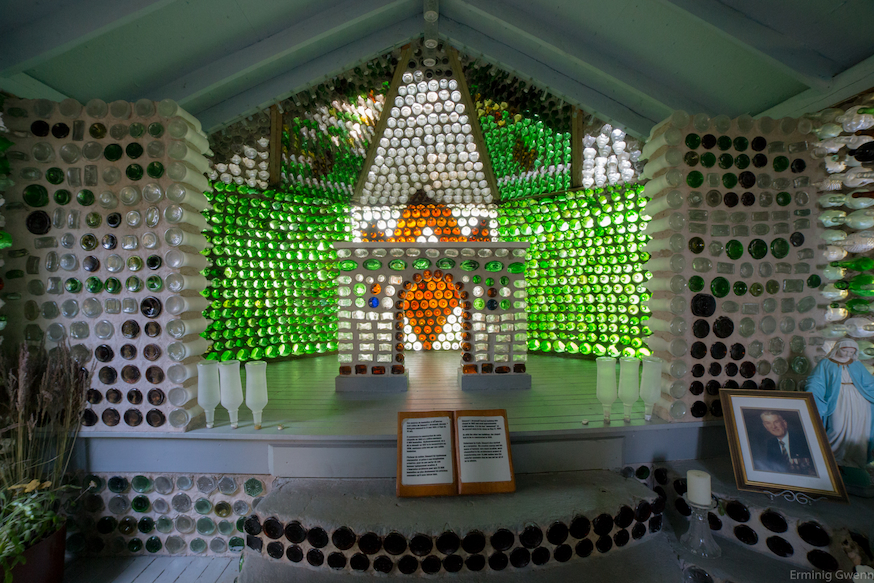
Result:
[397, 409, 516, 497]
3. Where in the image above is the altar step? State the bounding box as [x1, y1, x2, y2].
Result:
[657, 459, 874, 575]
[238, 470, 663, 581]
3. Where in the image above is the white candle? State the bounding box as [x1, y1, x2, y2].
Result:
[687, 470, 712, 506]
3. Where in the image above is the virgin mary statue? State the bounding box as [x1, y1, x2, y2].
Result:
[806, 339, 874, 468]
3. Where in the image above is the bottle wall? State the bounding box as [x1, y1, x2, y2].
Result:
[642, 113, 826, 422]
[202, 183, 351, 362]
[1, 97, 212, 432]
[498, 184, 652, 358]
[463, 60, 573, 201]
[814, 91, 874, 356]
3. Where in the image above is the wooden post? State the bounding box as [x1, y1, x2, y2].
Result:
[447, 47, 502, 204]
[571, 108, 584, 189]
[269, 104, 282, 187]
[352, 44, 414, 204]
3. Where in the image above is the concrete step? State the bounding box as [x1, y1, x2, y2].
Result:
[239, 470, 663, 580]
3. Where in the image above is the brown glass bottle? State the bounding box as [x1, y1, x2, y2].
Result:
[124, 409, 143, 426]
[147, 389, 165, 406]
[143, 345, 161, 361]
[145, 366, 164, 384]
[339, 366, 351, 375]
[121, 365, 141, 384]
[145, 322, 161, 337]
[481, 364, 494, 373]
[86, 389, 103, 405]
[95, 345, 114, 362]
[146, 409, 166, 428]
[102, 409, 120, 427]
[82, 410, 98, 426]
[122, 320, 140, 339]
[372, 366, 385, 375]
[120, 344, 137, 360]
[106, 389, 123, 404]
[391, 365, 405, 375]
[127, 389, 143, 405]
[98, 367, 118, 384]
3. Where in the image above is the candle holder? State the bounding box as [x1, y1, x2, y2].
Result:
[679, 495, 721, 559]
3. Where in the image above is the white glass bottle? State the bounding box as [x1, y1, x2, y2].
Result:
[167, 317, 210, 339]
[165, 249, 211, 270]
[166, 273, 209, 293]
[643, 296, 686, 316]
[197, 361, 220, 429]
[167, 118, 212, 154]
[646, 317, 686, 336]
[166, 161, 212, 193]
[641, 149, 683, 181]
[646, 336, 688, 357]
[164, 227, 212, 250]
[167, 294, 211, 316]
[245, 361, 268, 430]
[642, 168, 684, 199]
[643, 190, 684, 217]
[169, 404, 205, 430]
[648, 111, 690, 141]
[639, 357, 663, 421]
[642, 127, 682, 160]
[168, 363, 198, 384]
[168, 337, 211, 361]
[168, 141, 211, 175]
[168, 385, 197, 407]
[158, 99, 204, 132]
[219, 360, 245, 429]
[164, 204, 210, 231]
[596, 357, 618, 422]
[166, 183, 212, 211]
[618, 357, 640, 421]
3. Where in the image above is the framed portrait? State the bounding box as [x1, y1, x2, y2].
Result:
[721, 389, 848, 502]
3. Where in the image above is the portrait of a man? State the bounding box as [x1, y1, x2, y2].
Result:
[743, 409, 817, 476]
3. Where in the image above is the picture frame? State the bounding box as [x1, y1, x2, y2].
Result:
[721, 389, 848, 502]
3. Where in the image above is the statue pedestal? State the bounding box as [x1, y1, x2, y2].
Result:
[840, 466, 874, 498]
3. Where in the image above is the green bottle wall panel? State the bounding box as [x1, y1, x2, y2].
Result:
[202, 183, 351, 362]
[464, 60, 573, 201]
[498, 184, 651, 358]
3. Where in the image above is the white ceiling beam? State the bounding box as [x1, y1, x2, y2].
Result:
[0, 0, 177, 76]
[142, 0, 417, 106]
[759, 53, 874, 119]
[658, 0, 837, 89]
[437, 17, 663, 138]
[193, 16, 422, 132]
[444, 0, 711, 119]
[0, 72, 68, 100]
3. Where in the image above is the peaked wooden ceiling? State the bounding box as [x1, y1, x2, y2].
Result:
[2, 0, 873, 138]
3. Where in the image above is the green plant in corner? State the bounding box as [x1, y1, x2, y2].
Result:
[0, 342, 92, 582]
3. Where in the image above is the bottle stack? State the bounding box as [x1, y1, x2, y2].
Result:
[580, 123, 641, 190]
[209, 119, 269, 191]
[281, 96, 385, 203]
[1, 97, 214, 432]
[642, 111, 825, 421]
[814, 90, 874, 364]
[499, 184, 651, 358]
[202, 183, 349, 362]
[359, 43, 495, 207]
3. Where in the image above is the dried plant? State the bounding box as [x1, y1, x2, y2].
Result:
[0, 341, 91, 580]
